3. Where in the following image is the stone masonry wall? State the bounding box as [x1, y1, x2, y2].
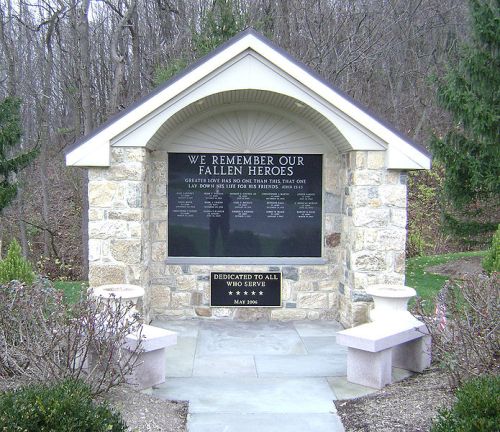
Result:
[87, 147, 149, 289]
[146, 150, 344, 321]
[86, 147, 408, 327]
[339, 151, 407, 327]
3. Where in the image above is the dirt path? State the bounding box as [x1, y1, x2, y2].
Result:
[425, 255, 484, 277]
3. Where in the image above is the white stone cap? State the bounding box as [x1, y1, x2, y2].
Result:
[124, 324, 177, 352]
[92, 284, 145, 300]
[366, 285, 416, 298]
[336, 319, 428, 353]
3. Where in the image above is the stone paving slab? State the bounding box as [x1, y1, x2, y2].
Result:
[150, 319, 415, 432]
[196, 321, 307, 356]
[193, 355, 257, 377]
[327, 376, 377, 400]
[151, 319, 200, 337]
[293, 320, 343, 337]
[188, 413, 345, 432]
[302, 336, 347, 354]
[154, 377, 337, 414]
[163, 336, 197, 377]
[255, 353, 346, 377]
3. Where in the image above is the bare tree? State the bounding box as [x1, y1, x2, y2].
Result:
[0, 0, 472, 275]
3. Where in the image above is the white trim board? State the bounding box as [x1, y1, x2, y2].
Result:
[65, 29, 430, 170]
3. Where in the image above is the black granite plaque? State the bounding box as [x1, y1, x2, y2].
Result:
[210, 272, 281, 307]
[168, 153, 322, 257]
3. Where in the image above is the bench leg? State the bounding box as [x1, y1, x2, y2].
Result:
[347, 347, 392, 389]
[392, 335, 431, 372]
[125, 347, 167, 390]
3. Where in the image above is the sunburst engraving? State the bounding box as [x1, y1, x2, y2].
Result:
[168, 109, 328, 154]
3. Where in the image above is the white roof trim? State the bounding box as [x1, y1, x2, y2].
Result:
[111, 54, 385, 154]
[65, 29, 430, 170]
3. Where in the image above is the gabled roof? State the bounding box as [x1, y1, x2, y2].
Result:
[65, 28, 431, 169]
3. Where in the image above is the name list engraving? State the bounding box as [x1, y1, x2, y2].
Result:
[168, 153, 322, 258]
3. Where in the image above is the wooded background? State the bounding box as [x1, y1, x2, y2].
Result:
[0, 0, 471, 279]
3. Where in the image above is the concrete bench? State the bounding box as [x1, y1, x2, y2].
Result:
[124, 324, 177, 389]
[336, 319, 431, 389]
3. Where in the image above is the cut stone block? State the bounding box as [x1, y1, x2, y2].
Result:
[336, 319, 430, 389]
[347, 347, 392, 389]
[124, 324, 177, 389]
[336, 319, 428, 352]
[392, 334, 431, 372]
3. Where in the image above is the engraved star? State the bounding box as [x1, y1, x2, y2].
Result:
[228, 291, 233, 295]
[243, 291, 248, 295]
[259, 291, 264, 295]
[236, 291, 241, 296]
[251, 291, 256, 296]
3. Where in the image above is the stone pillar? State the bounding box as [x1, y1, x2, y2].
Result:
[87, 147, 149, 291]
[146, 151, 172, 317]
[340, 151, 407, 327]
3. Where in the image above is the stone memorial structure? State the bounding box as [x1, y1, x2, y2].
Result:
[66, 29, 430, 327]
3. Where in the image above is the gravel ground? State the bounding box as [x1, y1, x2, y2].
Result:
[105, 386, 188, 432]
[335, 367, 454, 432]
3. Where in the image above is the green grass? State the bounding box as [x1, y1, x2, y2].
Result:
[406, 250, 486, 305]
[53, 280, 87, 304]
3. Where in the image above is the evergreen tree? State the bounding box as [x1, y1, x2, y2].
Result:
[431, 0, 499, 239]
[0, 97, 38, 212]
[154, 0, 249, 85]
[0, 239, 35, 284]
[193, 0, 248, 58]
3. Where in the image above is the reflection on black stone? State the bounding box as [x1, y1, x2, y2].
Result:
[226, 230, 261, 256]
[275, 227, 322, 257]
[209, 191, 231, 256]
[169, 233, 196, 256]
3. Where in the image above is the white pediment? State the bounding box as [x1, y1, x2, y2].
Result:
[65, 29, 430, 170]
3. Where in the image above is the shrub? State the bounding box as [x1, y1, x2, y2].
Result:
[415, 273, 499, 388]
[0, 378, 127, 431]
[431, 375, 500, 432]
[0, 280, 143, 396]
[0, 239, 35, 284]
[482, 225, 500, 274]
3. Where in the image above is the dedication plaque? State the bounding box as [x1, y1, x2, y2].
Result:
[210, 272, 282, 307]
[168, 153, 323, 257]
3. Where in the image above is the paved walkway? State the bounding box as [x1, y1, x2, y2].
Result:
[149, 320, 410, 432]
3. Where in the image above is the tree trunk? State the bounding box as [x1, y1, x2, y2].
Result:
[39, 12, 58, 258]
[77, 0, 93, 135]
[130, 6, 141, 99]
[77, 0, 93, 280]
[109, 0, 138, 114]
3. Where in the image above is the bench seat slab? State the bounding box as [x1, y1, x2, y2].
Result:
[336, 320, 428, 352]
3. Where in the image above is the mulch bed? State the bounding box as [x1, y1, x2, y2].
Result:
[335, 367, 454, 432]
